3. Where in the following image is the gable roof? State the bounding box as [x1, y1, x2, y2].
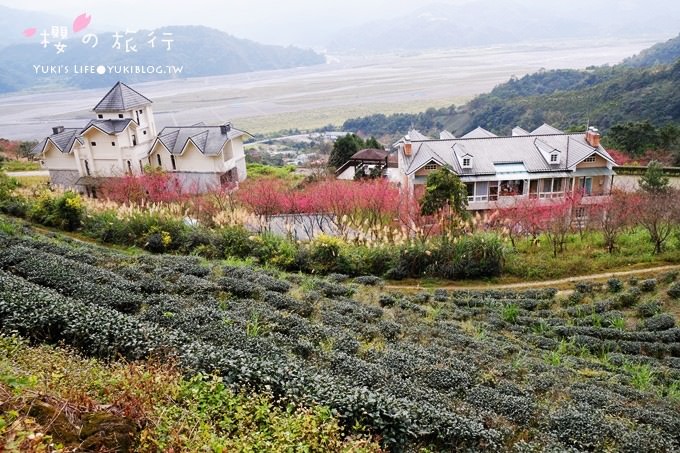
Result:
[531, 123, 564, 135]
[400, 125, 616, 176]
[32, 128, 82, 155]
[93, 82, 152, 112]
[81, 119, 135, 135]
[462, 126, 497, 139]
[151, 125, 250, 157]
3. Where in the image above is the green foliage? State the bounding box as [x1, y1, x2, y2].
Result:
[0, 160, 40, 172]
[28, 191, 83, 231]
[2, 228, 680, 451]
[502, 303, 520, 323]
[624, 363, 655, 391]
[328, 133, 364, 168]
[449, 234, 505, 279]
[246, 163, 298, 180]
[0, 171, 17, 201]
[420, 167, 468, 218]
[639, 161, 670, 193]
[668, 282, 680, 299]
[607, 122, 680, 156]
[0, 337, 378, 452]
[607, 278, 624, 293]
[623, 33, 680, 68]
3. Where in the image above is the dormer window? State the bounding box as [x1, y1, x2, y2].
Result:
[550, 153, 558, 163]
[462, 157, 471, 168]
[118, 114, 124, 119]
[97, 114, 103, 119]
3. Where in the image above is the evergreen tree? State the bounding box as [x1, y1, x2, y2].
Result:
[639, 160, 669, 193]
[420, 167, 468, 218]
[328, 134, 364, 168]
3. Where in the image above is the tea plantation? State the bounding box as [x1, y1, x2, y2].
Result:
[0, 220, 679, 451]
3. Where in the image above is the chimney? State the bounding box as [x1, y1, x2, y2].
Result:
[220, 123, 231, 135]
[52, 125, 65, 135]
[585, 127, 600, 147]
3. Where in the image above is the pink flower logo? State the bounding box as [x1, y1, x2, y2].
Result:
[72, 13, 91, 33]
[23, 27, 37, 38]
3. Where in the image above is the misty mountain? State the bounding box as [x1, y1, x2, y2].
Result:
[328, 0, 680, 52]
[0, 25, 325, 94]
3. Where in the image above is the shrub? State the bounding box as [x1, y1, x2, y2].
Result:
[350, 246, 395, 277]
[220, 226, 256, 258]
[575, 281, 595, 294]
[251, 233, 298, 270]
[313, 280, 355, 298]
[143, 226, 173, 253]
[668, 282, 680, 299]
[661, 271, 679, 284]
[639, 314, 676, 332]
[607, 278, 624, 293]
[29, 191, 84, 231]
[637, 302, 662, 318]
[307, 235, 350, 274]
[618, 287, 642, 308]
[218, 277, 264, 299]
[353, 276, 383, 286]
[0, 171, 18, 201]
[450, 234, 504, 279]
[565, 290, 585, 306]
[639, 279, 657, 292]
[388, 242, 436, 279]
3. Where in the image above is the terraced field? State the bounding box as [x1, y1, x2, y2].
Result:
[0, 220, 679, 451]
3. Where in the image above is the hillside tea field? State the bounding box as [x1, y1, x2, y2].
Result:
[0, 220, 679, 451]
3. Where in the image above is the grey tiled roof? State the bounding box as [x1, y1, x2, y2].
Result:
[511, 127, 530, 136]
[81, 119, 135, 135]
[153, 125, 249, 156]
[93, 82, 152, 112]
[400, 125, 615, 176]
[531, 123, 564, 135]
[32, 128, 82, 155]
[462, 126, 497, 138]
[439, 130, 456, 139]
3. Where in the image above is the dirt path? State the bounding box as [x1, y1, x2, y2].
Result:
[385, 264, 680, 291]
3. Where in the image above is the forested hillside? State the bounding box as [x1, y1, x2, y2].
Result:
[342, 35, 680, 140]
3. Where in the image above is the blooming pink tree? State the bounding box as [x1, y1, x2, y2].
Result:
[100, 171, 185, 204]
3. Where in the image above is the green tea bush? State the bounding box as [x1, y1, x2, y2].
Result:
[637, 302, 662, 318]
[639, 314, 676, 332]
[668, 282, 680, 299]
[639, 279, 657, 292]
[607, 278, 624, 293]
[353, 276, 383, 286]
[617, 287, 642, 308]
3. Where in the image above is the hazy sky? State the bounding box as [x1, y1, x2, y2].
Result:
[1, 0, 678, 47]
[0, 0, 441, 47]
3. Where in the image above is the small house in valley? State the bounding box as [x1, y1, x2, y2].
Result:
[32, 82, 249, 195]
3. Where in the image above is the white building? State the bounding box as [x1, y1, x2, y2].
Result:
[32, 82, 249, 195]
[394, 124, 617, 212]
